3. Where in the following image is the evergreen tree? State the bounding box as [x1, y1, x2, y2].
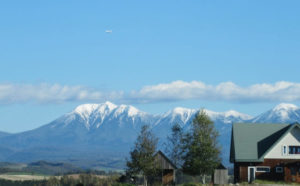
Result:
[126, 125, 159, 186]
[182, 110, 221, 184]
[164, 123, 183, 168]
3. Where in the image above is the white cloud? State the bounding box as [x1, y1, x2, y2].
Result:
[1, 81, 300, 104]
[0, 83, 118, 104]
[129, 80, 300, 103]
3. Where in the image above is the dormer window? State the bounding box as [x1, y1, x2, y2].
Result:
[288, 146, 300, 154]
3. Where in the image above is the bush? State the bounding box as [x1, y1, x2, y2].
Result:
[182, 183, 200, 186]
[112, 183, 134, 186]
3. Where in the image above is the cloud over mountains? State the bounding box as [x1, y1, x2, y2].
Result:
[1, 81, 300, 104]
[131, 81, 300, 103]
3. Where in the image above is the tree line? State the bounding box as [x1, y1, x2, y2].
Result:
[126, 110, 221, 185]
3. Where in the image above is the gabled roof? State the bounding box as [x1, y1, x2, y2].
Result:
[216, 163, 227, 170]
[154, 150, 177, 169]
[230, 123, 300, 163]
[260, 123, 300, 159]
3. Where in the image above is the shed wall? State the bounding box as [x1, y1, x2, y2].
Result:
[214, 169, 228, 184]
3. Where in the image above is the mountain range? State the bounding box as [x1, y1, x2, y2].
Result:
[0, 102, 300, 169]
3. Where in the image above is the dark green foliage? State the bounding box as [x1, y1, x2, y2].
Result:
[112, 183, 134, 186]
[0, 179, 47, 186]
[164, 123, 183, 168]
[182, 183, 200, 186]
[24, 161, 82, 175]
[182, 110, 221, 178]
[126, 125, 158, 185]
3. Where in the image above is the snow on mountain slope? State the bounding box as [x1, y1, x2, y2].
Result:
[152, 107, 252, 140]
[73, 101, 117, 129]
[250, 103, 300, 123]
[155, 107, 196, 127]
[154, 107, 251, 128]
[49, 101, 153, 131]
[206, 110, 252, 124]
[3, 102, 300, 168]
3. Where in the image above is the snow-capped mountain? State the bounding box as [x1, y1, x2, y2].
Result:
[51, 101, 153, 130]
[0, 102, 299, 169]
[207, 110, 252, 124]
[152, 107, 251, 138]
[154, 107, 251, 128]
[3, 102, 157, 151]
[250, 103, 300, 123]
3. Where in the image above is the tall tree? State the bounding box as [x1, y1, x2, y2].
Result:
[164, 123, 184, 168]
[126, 125, 159, 186]
[182, 110, 221, 184]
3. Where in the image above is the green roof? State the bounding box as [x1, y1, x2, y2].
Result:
[230, 123, 293, 163]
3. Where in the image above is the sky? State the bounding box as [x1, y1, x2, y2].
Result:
[1, 0, 300, 133]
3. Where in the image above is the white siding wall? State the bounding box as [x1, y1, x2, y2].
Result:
[265, 127, 300, 159]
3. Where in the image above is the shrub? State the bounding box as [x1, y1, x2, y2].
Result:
[182, 183, 200, 186]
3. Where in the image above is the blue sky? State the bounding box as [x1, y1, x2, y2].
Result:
[1, 0, 300, 132]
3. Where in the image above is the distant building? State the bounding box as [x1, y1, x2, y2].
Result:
[154, 151, 177, 185]
[230, 123, 300, 183]
[213, 163, 228, 184]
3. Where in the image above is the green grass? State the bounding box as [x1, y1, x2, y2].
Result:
[177, 184, 212, 186]
[234, 179, 300, 185]
[253, 179, 300, 185]
[254, 179, 286, 184]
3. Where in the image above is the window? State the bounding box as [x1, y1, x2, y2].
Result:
[291, 167, 297, 175]
[276, 167, 283, 173]
[282, 145, 287, 155]
[256, 166, 270, 172]
[288, 146, 300, 154]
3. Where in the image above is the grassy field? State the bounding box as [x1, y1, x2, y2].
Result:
[0, 173, 50, 181]
[0, 173, 109, 181]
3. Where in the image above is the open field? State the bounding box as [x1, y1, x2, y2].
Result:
[0, 173, 109, 181]
[0, 174, 50, 181]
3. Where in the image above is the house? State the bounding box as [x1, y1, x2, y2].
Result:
[230, 123, 300, 183]
[154, 150, 177, 185]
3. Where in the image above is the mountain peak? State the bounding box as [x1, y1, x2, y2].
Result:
[273, 103, 299, 111]
[74, 104, 100, 115]
[114, 104, 144, 117]
[73, 102, 117, 119]
[205, 109, 252, 123]
[172, 107, 195, 115]
[223, 110, 252, 120]
[104, 101, 117, 108]
[250, 103, 300, 123]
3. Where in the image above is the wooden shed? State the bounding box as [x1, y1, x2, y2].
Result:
[213, 163, 228, 185]
[154, 151, 177, 185]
